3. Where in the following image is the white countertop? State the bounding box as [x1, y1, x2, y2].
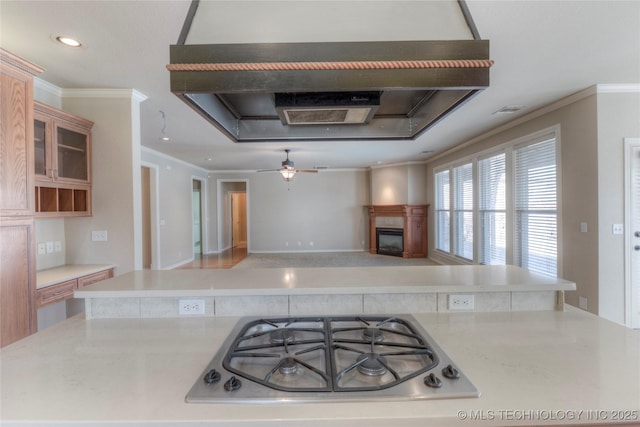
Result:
[36, 264, 116, 289]
[1, 306, 638, 426]
[74, 265, 575, 298]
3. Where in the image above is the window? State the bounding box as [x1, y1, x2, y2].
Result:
[514, 138, 557, 277]
[478, 153, 506, 265]
[434, 170, 450, 252]
[453, 163, 473, 260]
[433, 129, 558, 277]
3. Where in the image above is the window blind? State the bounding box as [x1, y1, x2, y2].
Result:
[514, 138, 557, 277]
[479, 152, 506, 265]
[453, 162, 473, 260]
[434, 170, 450, 252]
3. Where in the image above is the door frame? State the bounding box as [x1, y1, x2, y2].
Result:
[217, 179, 249, 253]
[191, 176, 207, 255]
[623, 137, 640, 328]
[141, 162, 160, 269]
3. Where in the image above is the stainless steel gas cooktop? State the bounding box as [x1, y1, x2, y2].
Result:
[186, 315, 479, 403]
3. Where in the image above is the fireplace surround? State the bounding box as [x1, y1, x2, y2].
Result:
[368, 205, 428, 258]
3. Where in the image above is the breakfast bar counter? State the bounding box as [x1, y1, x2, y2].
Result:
[74, 265, 576, 318]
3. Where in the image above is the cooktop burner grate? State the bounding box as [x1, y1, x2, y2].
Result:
[186, 314, 480, 403]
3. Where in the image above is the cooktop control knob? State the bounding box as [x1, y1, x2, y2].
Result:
[203, 369, 221, 384]
[442, 364, 460, 379]
[423, 372, 443, 388]
[224, 376, 242, 391]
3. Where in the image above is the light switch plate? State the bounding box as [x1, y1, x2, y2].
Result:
[92, 230, 108, 241]
[37, 243, 46, 255]
[612, 224, 624, 235]
[46, 241, 54, 253]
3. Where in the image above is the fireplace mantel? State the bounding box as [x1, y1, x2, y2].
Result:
[368, 204, 428, 258]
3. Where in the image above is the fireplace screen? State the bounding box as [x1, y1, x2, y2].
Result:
[376, 228, 404, 257]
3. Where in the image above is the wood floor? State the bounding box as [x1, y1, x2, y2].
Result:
[177, 246, 248, 269]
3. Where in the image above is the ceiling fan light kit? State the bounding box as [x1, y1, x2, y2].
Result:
[259, 149, 318, 183]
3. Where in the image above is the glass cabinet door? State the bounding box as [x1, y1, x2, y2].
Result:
[34, 118, 48, 177]
[56, 127, 88, 181]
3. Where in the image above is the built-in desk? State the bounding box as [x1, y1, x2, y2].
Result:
[36, 264, 115, 308]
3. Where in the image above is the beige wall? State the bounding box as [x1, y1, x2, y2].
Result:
[371, 163, 428, 205]
[61, 94, 143, 274]
[426, 86, 640, 323]
[209, 170, 370, 253]
[140, 148, 208, 269]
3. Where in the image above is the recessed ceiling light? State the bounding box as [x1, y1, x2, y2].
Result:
[55, 36, 82, 48]
[160, 136, 171, 141]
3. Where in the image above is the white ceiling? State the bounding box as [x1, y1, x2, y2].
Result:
[1, 1, 639, 172]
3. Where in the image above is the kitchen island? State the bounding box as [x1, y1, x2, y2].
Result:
[74, 265, 576, 318]
[1, 306, 638, 426]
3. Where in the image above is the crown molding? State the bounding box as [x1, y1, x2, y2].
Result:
[34, 78, 63, 97]
[141, 146, 210, 174]
[430, 83, 640, 163]
[597, 83, 640, 93]
[62, 88, 148, 102]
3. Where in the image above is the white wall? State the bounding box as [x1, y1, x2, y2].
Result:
[597, 90, 640, 324]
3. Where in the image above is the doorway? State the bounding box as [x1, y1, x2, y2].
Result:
[192, 179, 203, 257]
[231, 192, 247, 248]
[141, 164, 159, 269]
[217, 180, 248, 253]
[624, 137, 640, 328]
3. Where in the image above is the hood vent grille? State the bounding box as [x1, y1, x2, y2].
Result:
[275, 92, 380, 125]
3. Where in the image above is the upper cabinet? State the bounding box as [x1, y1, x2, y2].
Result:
[34, 101, 93, 184]
[33, 102, 94, 217]
[0, 48, 43, 347]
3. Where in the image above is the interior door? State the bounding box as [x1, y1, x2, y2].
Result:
[626, 138, 640, 328]
[231, 192, 247, 248]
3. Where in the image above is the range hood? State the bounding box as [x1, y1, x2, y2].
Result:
[167, 1, 493, 143]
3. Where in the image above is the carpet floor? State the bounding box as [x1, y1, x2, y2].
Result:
[232, 251, 437, 269]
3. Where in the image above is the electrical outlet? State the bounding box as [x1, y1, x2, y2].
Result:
[579, 296, 588, 310]
[448, 294, 474, 310]
[92, 230, 108, 241]
[179, 299, 205, 315]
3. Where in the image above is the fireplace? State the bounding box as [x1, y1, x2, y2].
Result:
[368, 205, 428, 258]
[376, 228, 404, 257]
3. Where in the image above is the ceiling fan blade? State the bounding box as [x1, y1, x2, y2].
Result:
[296, 169, 319, 173]
[257, 169, 280, 173]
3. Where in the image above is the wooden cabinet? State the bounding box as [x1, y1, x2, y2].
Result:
[368, 204, 429, 258]
[36, 267, 114, 308]
[77, 269, 113, 288]
[33, 101, 93, 217]
[36, 279, 76, 307]
[0, 48, 43, 347]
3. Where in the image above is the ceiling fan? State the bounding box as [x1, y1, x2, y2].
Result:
[258, 149, 318, 181]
